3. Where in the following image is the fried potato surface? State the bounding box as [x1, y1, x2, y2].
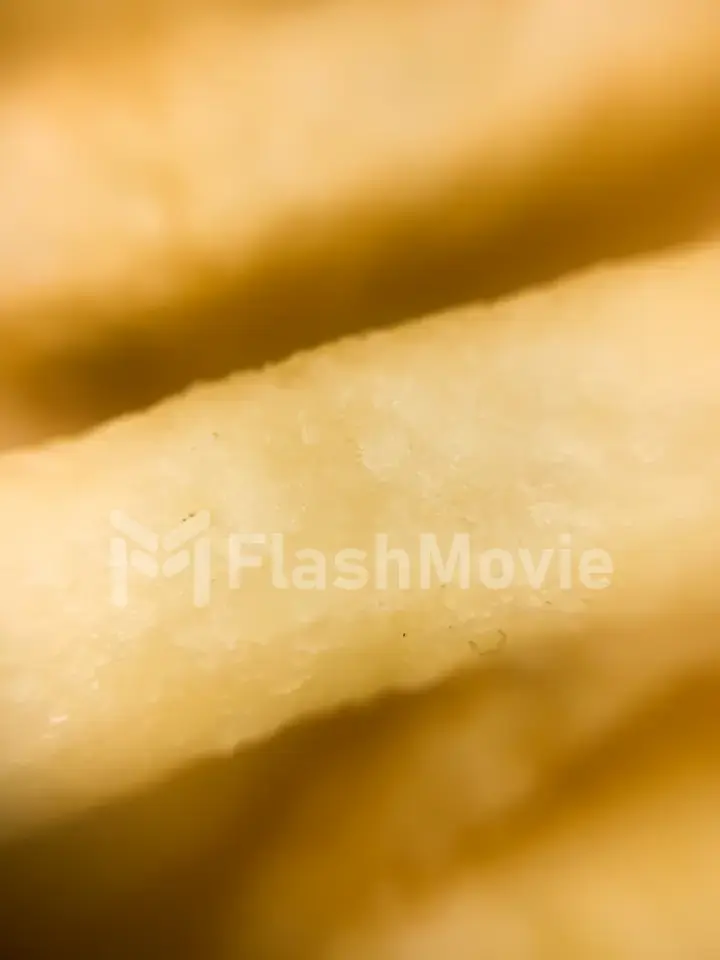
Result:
[2, 241, 720, 837]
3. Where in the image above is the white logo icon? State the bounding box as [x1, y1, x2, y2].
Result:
[109, 510, 212, 608]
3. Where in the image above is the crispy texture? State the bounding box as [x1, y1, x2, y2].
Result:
[2, 240, 720, 836]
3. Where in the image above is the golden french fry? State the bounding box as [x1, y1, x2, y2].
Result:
[1, 239, 720, 837]
[313, 662, 720, 960]
[2, 603, 718, 958]
[1, 0, 720, 415]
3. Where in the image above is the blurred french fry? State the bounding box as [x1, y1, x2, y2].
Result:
[319, 667, 720, 960]
[2, 603, 719, 958]
[1, 0, 720, 432]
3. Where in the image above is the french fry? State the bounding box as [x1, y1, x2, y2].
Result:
[1, 0, 720, 416]
[2, 602, 719, 958]
[314, 665, 720, 960]
[1, 240, 720, 836]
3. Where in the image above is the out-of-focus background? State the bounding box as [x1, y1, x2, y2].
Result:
[1, 0, 720, 449]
